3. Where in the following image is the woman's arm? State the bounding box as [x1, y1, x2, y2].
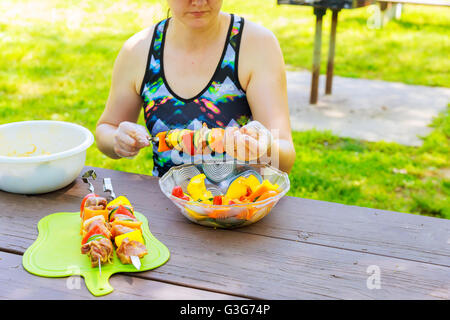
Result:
[96, 28, 152, 159]
[240, 22, 296, 173]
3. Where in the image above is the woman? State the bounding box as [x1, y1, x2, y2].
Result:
[96, 0, 296, 177]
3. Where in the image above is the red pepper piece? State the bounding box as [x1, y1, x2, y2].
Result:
[213, 195, 223, 205]
[110, 205, 136, 222]
[172, 186, 189, 201]
[182, 131, 195, 156]
[80, 193, 97, 217]
[172, 186, 184, 198]
[81, 225, 108, 245]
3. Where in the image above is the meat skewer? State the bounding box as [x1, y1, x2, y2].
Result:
[80, 170, 113, 275]
[103, 178, 148, 270]
[79, 172, 148, 271]
[80, 196, 114, 270]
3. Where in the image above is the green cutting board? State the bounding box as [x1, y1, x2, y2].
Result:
[22, 211, 170, 297]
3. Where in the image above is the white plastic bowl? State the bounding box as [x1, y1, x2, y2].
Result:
[0, 120, 94, 194]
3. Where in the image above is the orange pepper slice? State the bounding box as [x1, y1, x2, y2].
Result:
[156, 131, 170, 152]
[247, 185, 270, 202]
[80, 208, 109, 234]
[208, 207, 231, 219]
[111, 219, 142, 231]
[256, 190, 279, 202]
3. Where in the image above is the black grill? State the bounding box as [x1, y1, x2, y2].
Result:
[278, 0, 375, 104]
[277, 0, 372, 9]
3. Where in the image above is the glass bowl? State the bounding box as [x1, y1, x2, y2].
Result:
[159, 161, 290, 229]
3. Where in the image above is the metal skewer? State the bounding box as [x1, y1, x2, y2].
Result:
[130, 255, 141, 270]
[103, 177, 141, 270]
[81, 170, 103, 274]
[81, 169, 97, 194]
[103, 177, 116, 200]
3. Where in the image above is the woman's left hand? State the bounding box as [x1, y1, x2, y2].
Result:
[224, 120, 273, 162]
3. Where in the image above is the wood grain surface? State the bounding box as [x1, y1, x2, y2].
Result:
[0, 166, 449, 299]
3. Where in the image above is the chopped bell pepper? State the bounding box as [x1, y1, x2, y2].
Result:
[111, 219, 143, 230]
[187, 173, 213, 201]
[234, 206, 258, 220]
[184, 207, 208, 221]
[213, 195, 223, 205]
[107, 196, 132, 210]
[245, 175, 261, 193]
[208, 128, 225, 153]
[171, 186, 190, 201]
[80, 193, 97, 217]
[225, 176, 248, 200]
[248, 180, 280, 202]
[261, 179, 280, 192]
[156, 131, 170, 152]
[247, 185, 269, 202]
[81, 225, 109, 245]
[114, 229, 145, 248]
[182, 131, 195, 156]
[256, 190, 279, 202]
[208, 207, 231, 219]
[82, 207, 109, 222]
[109, 205, 136, 222]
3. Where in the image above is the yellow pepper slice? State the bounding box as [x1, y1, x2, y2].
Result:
[245, 175, 261, 193]
[115, 229, 145, 248]
[187, 173, 213, 201]
[185, 207, 208, 220]
[261, 179, 280, 192]
[107, 196, 132, 209]
[225, 176, 248, 199]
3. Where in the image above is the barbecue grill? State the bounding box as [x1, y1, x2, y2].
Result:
[278, 0, 375, 104]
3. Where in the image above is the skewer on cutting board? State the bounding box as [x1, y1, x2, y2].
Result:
[103, 177, 141, 270]
[81, 170, 103, 274]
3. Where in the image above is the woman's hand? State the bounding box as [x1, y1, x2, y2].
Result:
[113, 121, 150, 158]
[224, 121, 273, 162]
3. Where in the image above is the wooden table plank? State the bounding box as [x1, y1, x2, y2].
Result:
[2, 208, 449, 299]
[0, 251, 243, 300]
[56, 166, 450, 267]
[1, 168, 449, 299]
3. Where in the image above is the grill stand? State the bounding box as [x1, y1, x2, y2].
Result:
[310, 8, 340, 104]
[325, 9, 339, 95]
[310, 8, 326, 104]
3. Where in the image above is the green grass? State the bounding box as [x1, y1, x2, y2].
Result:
[0, 0, 449, 218]
[290, 107, 450, 218]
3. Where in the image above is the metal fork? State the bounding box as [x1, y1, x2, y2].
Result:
[81, 169, 97, 193]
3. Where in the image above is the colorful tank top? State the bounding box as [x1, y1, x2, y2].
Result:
[140, 14, 253, 177]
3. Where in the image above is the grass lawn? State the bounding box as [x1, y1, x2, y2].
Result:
[0, 0, 449, 218]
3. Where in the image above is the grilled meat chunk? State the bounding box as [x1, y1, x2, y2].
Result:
[116, 238, 148, 264]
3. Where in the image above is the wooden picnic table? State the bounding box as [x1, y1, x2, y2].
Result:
[0, 166, 449, 300]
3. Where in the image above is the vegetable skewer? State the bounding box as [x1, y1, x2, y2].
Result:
[80, 195, 114, 267]
[80, 170, 113, 270]
[148, 123, 225, 155]
[148, 121, 270, 162]
[103, 178, 148, 270]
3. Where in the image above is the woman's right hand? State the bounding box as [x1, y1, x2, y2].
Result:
[113, 121, 150, 158]
[224, 121, 272, 162]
